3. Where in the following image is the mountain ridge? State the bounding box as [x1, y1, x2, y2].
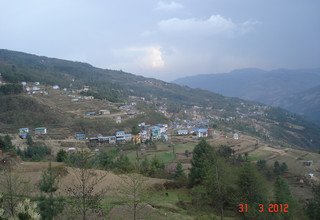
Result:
[173, 68, 320, 124]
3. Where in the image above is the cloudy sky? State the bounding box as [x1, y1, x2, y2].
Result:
[0, 0, 319, 81]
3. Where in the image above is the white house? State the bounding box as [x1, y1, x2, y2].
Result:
[32, 86, 40, 91]
[116, 116, 122, 124]
[233, 133, 239, 140]
[99, 110, 110, 115]
[53, 85, 60, 90]
[177, 130, 189, 135]
[83, 86, 90, 91]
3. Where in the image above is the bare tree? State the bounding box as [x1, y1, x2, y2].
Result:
[0, 158, 30, 217]
[117, 173, 149, 220]
[66, 150, 107, 220]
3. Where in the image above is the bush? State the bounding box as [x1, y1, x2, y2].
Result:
[24, 145, 51, 161]
[56, 149, 67, 162]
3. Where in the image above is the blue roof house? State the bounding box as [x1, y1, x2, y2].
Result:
[193, 128, 208, 138]
[151, 126, 161, 139]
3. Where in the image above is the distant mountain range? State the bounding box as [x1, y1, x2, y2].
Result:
[173, 68, 320, 124]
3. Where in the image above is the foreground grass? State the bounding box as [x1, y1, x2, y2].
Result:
[102, 187, 236, 220]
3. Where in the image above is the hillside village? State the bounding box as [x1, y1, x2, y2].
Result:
[13, 80, 251, 145]
[0, 79, 317, 185]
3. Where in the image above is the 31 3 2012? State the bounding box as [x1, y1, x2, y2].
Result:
[238, 203, 289, 213]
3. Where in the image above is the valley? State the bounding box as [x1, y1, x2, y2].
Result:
[0, 50, 320, 219]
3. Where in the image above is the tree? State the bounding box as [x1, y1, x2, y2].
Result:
[131, 125, 140, 136]
[189, 139, 215, 186]
[217, 145, 234, 159]
[256, 159, 267, 171]
[0, 135, 14, 152]
[273, 176, 295, 219]
[237, 163, 268, 218]
[38, 162, 64, 220]
[306, 185, 320, 219]
[117, 173, 149, 220]
[280, 162, 288, 174]
[114, 154, 134, 173]
[139, 157, 150, 176]
[149, 156, 165, 178]
[273, 161, 281, 176]
[174, 162, 185, 180]
[204, 158, 237, 220]
[6, 198, 40, 220]
[97, 149, 117, 170]
[66, 151, 107, 220]
[0, 158, 30, 217]
[56, 149, 67, 162]
[26, 134, 33, 147]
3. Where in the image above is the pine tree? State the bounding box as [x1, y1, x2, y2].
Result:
[274, 176, 295, 219]
[280, 162, 288, 174]
[238, 163, 268, 218]
[306, 185, 320, 219]
[256, 159, 266, 171]
[38, 162, 64, 220]
[174, 162, 185, 180]
[1, 135, 14, 152]
[189, 139, 215, 186]
[205, 158, 236, 220]
[273, 161, 281, 176]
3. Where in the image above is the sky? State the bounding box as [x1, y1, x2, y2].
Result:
[0, 0, 319, 81]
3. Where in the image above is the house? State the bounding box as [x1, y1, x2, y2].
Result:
[139, 130, 149, 142]
[233, 133, 239, 140]
[108, 136, 116, 144]
[75, 132, 86, 140]
[302, 161, 313, 166]
[83, 86, 90, 92]
[85, 111, 96, 116]
[21, 82, 27, 86]
[116, 116, 122, 124]
[151, 126, 161, 139]
[116, 131, 125, 137]
[99, 110, 110, 115]
[193, 128, 208, 138]
[34, 82, 40, 86]
[35, 127, 47, 135]
[177, 130, 189, 135]
[83, 96, 94, 100]
[52, 85, 60, 90]
[32, 86, 40, 91]
[306, 173, 314, 179]
[115, 131, 126, 142]
[97, 136, 116, 144]
[67, 147, 76, 152]
[124, 134, 132, 142]
[19, 128, 29, 139]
